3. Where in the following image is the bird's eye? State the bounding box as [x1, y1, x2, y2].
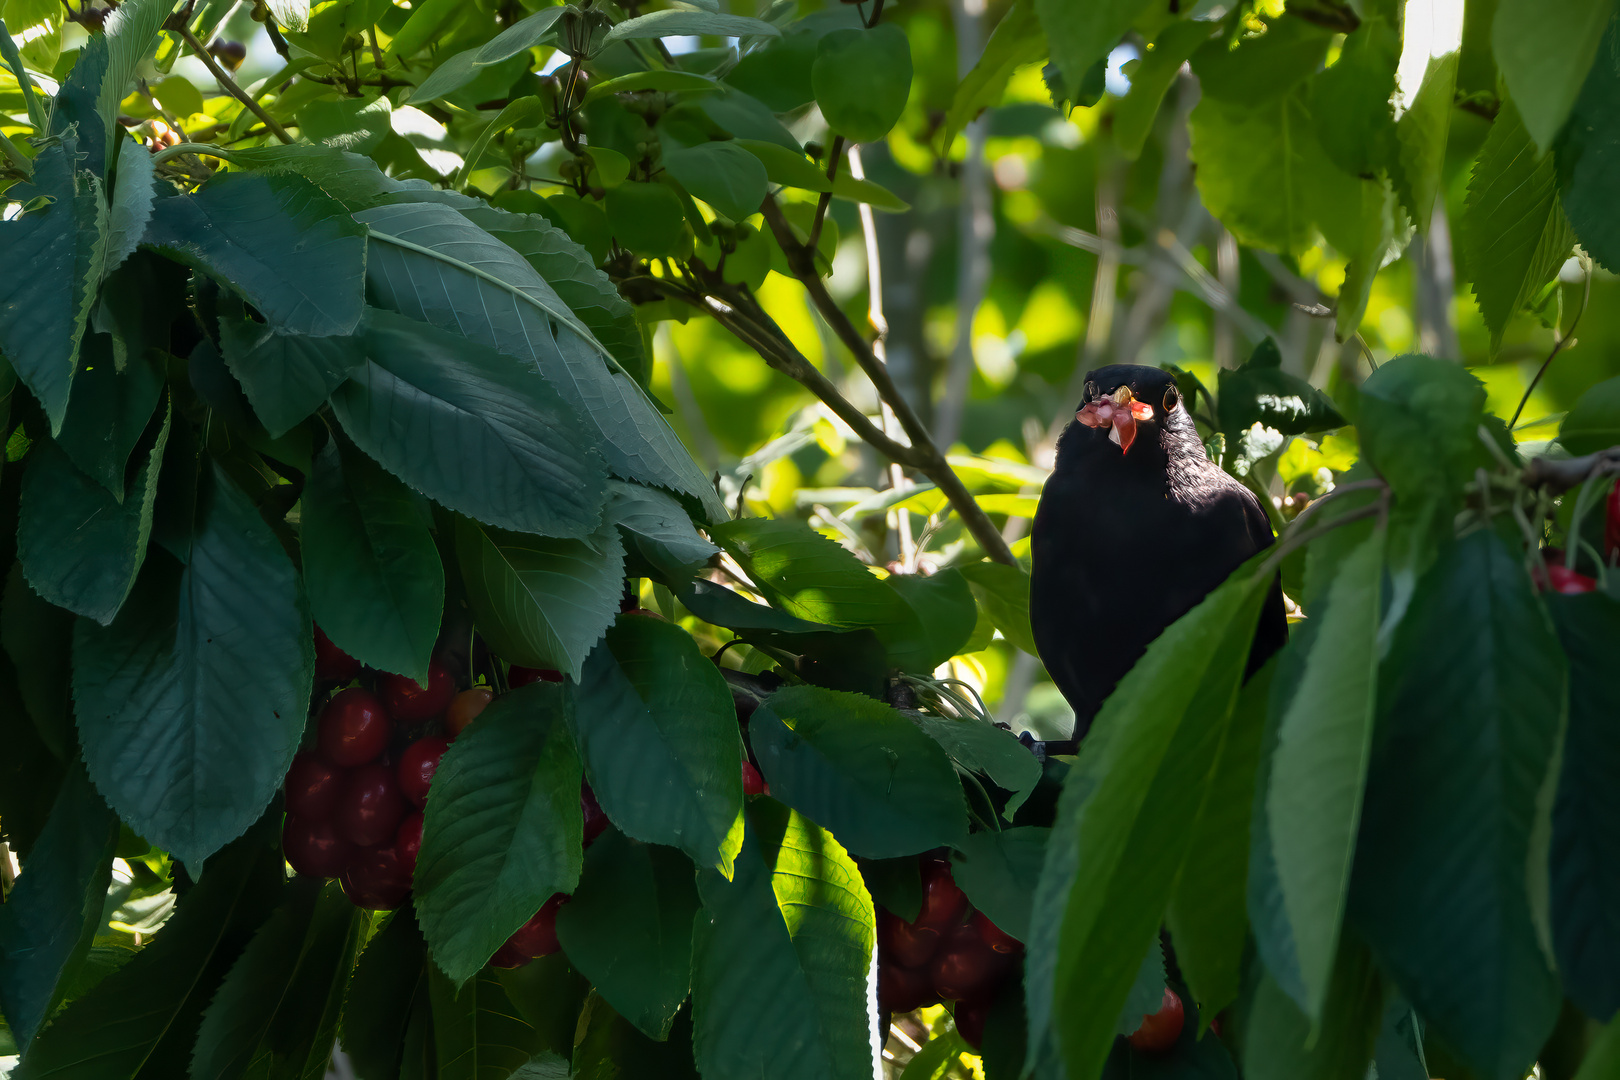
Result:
[1083, 381, 1098, 403]
[1163, 385, 1180, 412]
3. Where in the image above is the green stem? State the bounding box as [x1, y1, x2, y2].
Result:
[150, 141, 239, 166]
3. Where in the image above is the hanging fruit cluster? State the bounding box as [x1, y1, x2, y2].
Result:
[875, 857, 1023, 1048]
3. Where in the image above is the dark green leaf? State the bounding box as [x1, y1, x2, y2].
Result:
[1166, 657, 1274, 1020]
[0, 766, 118, 1052]
[1492, 0, 1615, 151]
[1546, 593, 1620, 1019]
[427, 965, 546, 1080]
[332, 308, 609, 540]
[1218, 340, 1346, 438]
[661, 141, 768, 222]
[1265, 530, 1383, 1020]
[415, 683, 583, 986]
[104, 137, 156, 281]
[0, 657, 66, 862]
[605, 9, 780, 43]
[12, 826, 284, 1080]
[1190, 16, 1332, 105]
[811, 25, 912, 144]
[72, 464, 313, 868]
[1357, 355, 1487, 501]
[1459, 96, 1576, 351]
[354, 200, 722, 519]
[1557, 374, 1620, 455]
[911, 714, 1041, 815]
[939, 0, 1045, 154]
[51, 0, 170, 172]
[475, 7, 566, 64]
[1189, 85, 1356, 257]
[443, 200, 647, 380]
[1242, 936, 1382, 1080]
[1395, 52, 1459, 231]
[1306, 16, 1399, 180]
[498, 953, 591, 1062]
[53, 334, 163, 498]
[570, 615, 744, 874]
[1558, 14, 1620, 270]
[691, 801, 875, 1080]
[696, 87, 802, 152]
[297, 95, 393, 153]
[604, 180, 688, 257]
[18, 410, 167, 624]
[710, 516, 910, 638]
[143, 172, 366, 338]
[958, 561, 1037, 656]
[554, 832, 700, 1040]
[342, 909, 430, 1080]
[750, 685, 968, 858]
[725, 28, 820, 111]
[572, 994, 697, 1080]
[455, 516, 624, 681]
[217, 315, 367, 440]
[1024, 566, 1269, 1080]
[0, 140, 106, 432]
[1350, 530, 1565, 1080]
[1033, 0, 1150, 113]
[884, 569, 976, 672]
[607, 480, 717, 584]
[302, 439, 444, 683]
[3, 561, 75, 759]
[948, 827, 1047, 944]
[191, 879, 362, 1080]
[1115, 20, 1213, 159]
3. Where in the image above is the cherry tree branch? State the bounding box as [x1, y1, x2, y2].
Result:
[179, 26, 293, 144]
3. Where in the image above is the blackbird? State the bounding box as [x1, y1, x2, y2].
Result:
[1030, 364, 1287, 742]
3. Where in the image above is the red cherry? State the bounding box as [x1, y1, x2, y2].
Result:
[335, 763, 408, 847]
[954, 996, 992, 1049]
[377, 661, 455, 721]
[1545, 564, 1598, 594]
[878, 908, 941, 969]
[972, 911, 1022, 954]
[508, 665, 564, 689]
[317, 688, 392, 767]
[877, 961, 936, 1014]
[488, 941, 531, 969]
[506, 894, 568, 959]
[342, 844, 412, 910]
[283, 816, 352, 878]
[742, 760, 768, 796]
[916, 859, 969, 932]
[445, 687, 493, 737]
[580, 783, 609, 844]
[314, 625, 360, 683]
[397, 736, 451, 807]
[396, 811, 423, 878]
[929, 922, 1012, 1001]
[1127, 988, 1185, 1054]
[284, 752, 345, 820]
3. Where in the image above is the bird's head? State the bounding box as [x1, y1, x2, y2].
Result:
[1072, 365, 1183, 455]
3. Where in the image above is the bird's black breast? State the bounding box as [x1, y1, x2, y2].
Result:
[1029, 420, 1285, 737]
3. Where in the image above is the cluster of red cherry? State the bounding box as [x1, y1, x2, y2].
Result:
[875, 858, 1022, 1048]
[280, 628, 577, 973]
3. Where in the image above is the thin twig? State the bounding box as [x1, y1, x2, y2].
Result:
[848, 144, 915, 566]
[1258, 498, 1385, 578]
[1521, 444, 1620, 493]
[180, 26, 293, 143]
[1510, 256, 1592, 429]
[757, 196, 1018, 565]
[807, 134, 844, 254]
